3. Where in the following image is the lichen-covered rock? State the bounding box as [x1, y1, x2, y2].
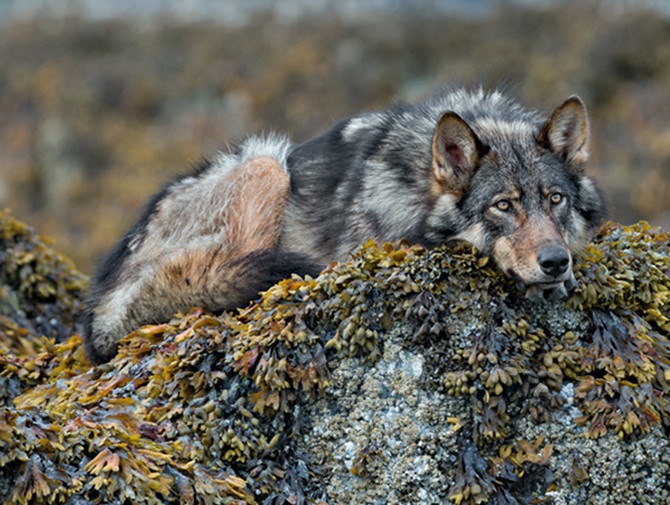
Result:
[1, 216, 669, 505]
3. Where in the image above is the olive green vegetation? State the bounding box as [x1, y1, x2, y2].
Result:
[1, 2, 670, 273]
[1, 208, 669, 504]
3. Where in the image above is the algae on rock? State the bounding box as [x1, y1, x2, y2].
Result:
[1, 213, 669, 505]
[0, 210, 89, 408]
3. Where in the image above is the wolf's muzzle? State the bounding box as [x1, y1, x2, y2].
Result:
[537, 246, 570, 278]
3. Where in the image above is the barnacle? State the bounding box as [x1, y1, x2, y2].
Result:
[1, 216, 669, 504]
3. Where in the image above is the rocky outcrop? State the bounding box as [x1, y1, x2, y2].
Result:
[1, 212, 669, 504]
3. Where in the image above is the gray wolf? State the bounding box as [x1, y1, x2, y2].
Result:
[83, 87, 605, 362]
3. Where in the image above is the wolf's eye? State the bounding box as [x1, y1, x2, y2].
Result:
[494, 199, 511, 212]
[550, 192, 563, 205]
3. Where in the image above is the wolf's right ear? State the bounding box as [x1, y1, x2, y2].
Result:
[432, 112, 488, 196]
[537, 96, 589, 172]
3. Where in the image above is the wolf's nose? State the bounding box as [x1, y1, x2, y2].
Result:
[538, 247, 570, 278]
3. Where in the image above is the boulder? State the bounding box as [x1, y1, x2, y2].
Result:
[1, 211, 669, 504]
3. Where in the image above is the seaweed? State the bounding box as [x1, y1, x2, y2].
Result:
[0, 210, 89, 407]
[1, 217, 669, 504]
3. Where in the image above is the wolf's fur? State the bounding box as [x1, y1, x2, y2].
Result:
[84, 87, 605, 362]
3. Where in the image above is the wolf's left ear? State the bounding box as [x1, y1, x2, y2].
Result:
[537, 95, 589, 172]
[432, 111, 488, 195]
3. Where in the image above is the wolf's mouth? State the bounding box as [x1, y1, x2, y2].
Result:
[517, 273, 576, 301]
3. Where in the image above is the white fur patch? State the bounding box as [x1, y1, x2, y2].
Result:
[434, 193, 458, 216]
[578, 176, 596, 194]
[93, 272, 147, 336]
[362, 159, 423, 237]
[137, 135, 292, 254]
[341, 114, 385, 143]
[569, 212, 588, 250]
[475, 117, 535, 139]
[454, 222, 486, 250]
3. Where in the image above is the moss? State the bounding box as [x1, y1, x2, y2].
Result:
[1, 218, 669, 504]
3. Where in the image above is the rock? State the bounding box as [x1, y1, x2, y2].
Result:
[0, 216, 669, 505]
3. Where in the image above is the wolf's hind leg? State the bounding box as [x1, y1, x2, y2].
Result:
[226, 156, 291, 256]
[84, 156, 315, 363]
[146, 155, 322, 312]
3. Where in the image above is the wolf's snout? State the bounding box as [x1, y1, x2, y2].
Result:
[538, 247, 570, 278]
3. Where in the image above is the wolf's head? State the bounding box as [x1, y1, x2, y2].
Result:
[429, 95, 605, 299]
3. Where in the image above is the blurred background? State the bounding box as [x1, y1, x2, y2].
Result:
[0, 0, 669, 274]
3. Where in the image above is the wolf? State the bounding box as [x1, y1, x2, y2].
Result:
[83, 87, 605, 363]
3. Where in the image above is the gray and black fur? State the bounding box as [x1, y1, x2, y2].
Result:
[84, 87, 605, 362]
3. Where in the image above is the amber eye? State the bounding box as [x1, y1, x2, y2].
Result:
[550, 192, 563, 205]
[494, 199, 511, 212]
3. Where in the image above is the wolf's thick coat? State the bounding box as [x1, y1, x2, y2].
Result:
[84, 88, 605, 362]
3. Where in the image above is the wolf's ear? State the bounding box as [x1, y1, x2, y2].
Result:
[538, 96, 589, 171]
[432, 111, 487, 195]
